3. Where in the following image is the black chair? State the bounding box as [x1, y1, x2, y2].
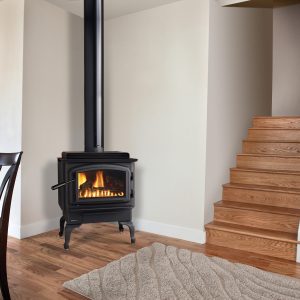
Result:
[0, 152, 22, 300]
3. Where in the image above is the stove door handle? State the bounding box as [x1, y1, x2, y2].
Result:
[51, 179, 75, 190]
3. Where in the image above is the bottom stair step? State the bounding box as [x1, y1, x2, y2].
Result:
[205, 221, 298, 261]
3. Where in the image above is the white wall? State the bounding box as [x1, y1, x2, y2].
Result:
[0, 0, 25, 237]
[105, 0, 209, 243]
[205, 1, 273, 223]
[21, 0, 84, 238]
[272, 4, 300, 116]
[1, 0, 278, 242]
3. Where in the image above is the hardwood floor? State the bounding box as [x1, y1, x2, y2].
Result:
[5, 223, 300, 299]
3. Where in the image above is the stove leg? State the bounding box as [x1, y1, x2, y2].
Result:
[119, 221, 135, 244]
[59, 216, 66, 237]
[64, 224, 80, 250]
[118, 222, 124, 232]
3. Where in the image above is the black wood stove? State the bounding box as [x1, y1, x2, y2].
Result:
[52, 0, 137, 250]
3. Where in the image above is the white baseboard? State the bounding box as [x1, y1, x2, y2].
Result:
[8, 223, 21, 239]
[134, 218, 206, 244]
[9, 217, 206, 244]
[18, 217, 60, 239]
[8, 218, 59, 239]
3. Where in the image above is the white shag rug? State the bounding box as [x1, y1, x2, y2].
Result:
[63, 242, 300, 300]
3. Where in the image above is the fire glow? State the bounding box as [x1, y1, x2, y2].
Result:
[78, 171, 125, 198]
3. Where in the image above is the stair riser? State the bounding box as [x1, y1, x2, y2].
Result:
[248, 129, 300, 141]
[237, 155, 300, 172]
[243, 141, 300, 156]
[214, 206, 299, 233]
[253, 118, 300, 129]
[206, 229, 296, 261]
[231, 169, 300, 189]
[223, 186, 300, 209]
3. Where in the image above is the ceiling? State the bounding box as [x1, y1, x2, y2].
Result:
[45, 0, 182, 19]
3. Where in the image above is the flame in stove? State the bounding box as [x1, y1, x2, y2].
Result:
[77, 171, 125, 199]
[78, 172, 87, 187]
[81, 189, 124, 198]
[93, 171, 104, 188]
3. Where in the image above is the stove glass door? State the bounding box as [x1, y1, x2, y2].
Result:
[77, 168, 127, 200]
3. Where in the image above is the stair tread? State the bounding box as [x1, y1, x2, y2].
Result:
[215, 200, 300, 216]
[244, 139, 300, 143]
[249, 128, 300, 131]
[237, 153, 300, 159]
[205, 221, 298, 243]
[253, 116, 300, 119]
[223, 182, 300, 194]
[231, 167, 300, 175]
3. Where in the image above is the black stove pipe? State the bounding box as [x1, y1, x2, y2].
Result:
[84, 0, 104, 152]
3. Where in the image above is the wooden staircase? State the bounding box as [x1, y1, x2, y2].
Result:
[205, 116, 300, 261]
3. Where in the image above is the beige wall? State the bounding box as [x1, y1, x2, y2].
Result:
[272, 4, 300, 116]
[1, 0, 279, 241]
[105, 0, 209, 242]
[21, 0, 84, 237]
[205, 1, 273, 223]
[0, 0, 25, 237]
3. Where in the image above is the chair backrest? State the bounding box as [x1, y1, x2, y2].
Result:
[0, 152, 22, 246]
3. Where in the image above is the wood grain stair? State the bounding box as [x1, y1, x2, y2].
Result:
[223, 183, 300, 209]
[214, 201, 300, 233]
[230, 168, 300, 189]
[248, 128, 300, 141]
[237, 154, 300, 171]
[253, 116, 300, 129]
[206, 221, 297, 261]
[205, 116, 300, 261]
[243, 140, 300, 156]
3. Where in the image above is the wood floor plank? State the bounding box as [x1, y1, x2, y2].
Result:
[4, 223, 300, 299]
